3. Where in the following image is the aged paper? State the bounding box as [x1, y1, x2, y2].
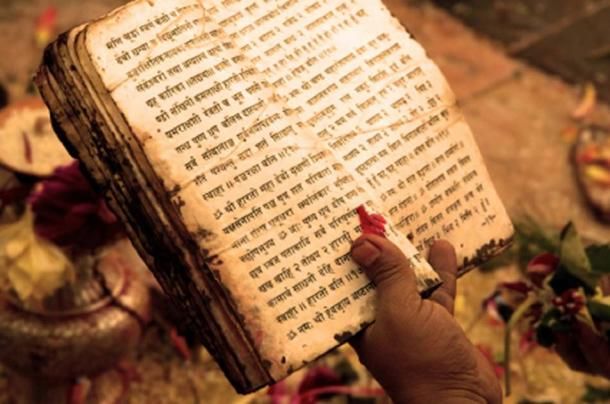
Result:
[206, 0, 514, 266]
[82, 0, 510, 380]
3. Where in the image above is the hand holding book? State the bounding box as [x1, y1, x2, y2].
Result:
[36, 0, 514, 392]
[350, 235, 502, 404]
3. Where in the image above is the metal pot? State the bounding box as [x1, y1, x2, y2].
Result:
[0, 248, 150, 402]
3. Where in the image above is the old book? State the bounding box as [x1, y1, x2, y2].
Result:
[36, 0, 514, 394]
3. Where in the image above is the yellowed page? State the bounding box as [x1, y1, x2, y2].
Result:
[208, 0, 514, 268]
[83, 0, 442, 381]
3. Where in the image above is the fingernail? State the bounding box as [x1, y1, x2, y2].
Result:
[351, 240, 381, 267]
[429, 239, 452, 255]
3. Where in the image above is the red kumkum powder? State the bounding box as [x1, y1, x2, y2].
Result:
[356, 205, 387, 237]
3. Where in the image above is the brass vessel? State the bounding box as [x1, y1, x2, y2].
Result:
[0, 249, 150, 403]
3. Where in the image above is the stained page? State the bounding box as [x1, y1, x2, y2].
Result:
[208, 0, 514, 269]
[83, 0, 441, 381]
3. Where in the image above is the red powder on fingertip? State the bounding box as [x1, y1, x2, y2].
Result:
[356, 205, 387, 237]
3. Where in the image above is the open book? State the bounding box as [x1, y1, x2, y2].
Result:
[36, 0, 514, 393]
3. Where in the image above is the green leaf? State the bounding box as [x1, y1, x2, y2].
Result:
[538, 307, 561, 326]
[504, 295, 538, 396]
[588, 297, 610, 322]
[514, 216, 560, 253]
[479, 247, 517, 271]
[586, 244, 610, 274]
[511, 216, 560, 272]
[550, 320, 573, 333]
[535, 324, 554, 348]
[549, 266, 594, 295]
[535, 308, 573, 347]
[559, 223, 599, 290]
[582, 384, 610, 403]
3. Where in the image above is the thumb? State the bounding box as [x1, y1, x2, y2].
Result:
[428, 240, 458, 313]
[350, 234, 419, 304]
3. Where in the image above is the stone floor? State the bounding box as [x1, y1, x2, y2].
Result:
[1, 0, 609, 403]
[433, 0, 610, 102]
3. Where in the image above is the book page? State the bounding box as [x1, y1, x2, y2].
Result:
[207, 0, 514, 269]
[83, 0, 440, 381]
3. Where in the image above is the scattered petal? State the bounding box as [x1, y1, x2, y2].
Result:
[169, 327, 191, 361]
[35, 7, 58, 48]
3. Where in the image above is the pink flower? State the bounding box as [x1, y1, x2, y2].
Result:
[0, 184, 33, 207]
[267, 366, 343, 404]
[29, 161, 122, 254]
[552, 289, 585, 316]
[482, 282, 532, 325]
[500, 281, 532, 294]
[267, 380, 288, 404]
[519, 328, 538, 354]
[296, 366, 342, 404]
[526, 253, 559, 287]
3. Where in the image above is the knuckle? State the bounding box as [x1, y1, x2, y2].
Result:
[372, 261, 406, 286]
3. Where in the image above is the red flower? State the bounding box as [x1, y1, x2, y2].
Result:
[267, 366, 342, 404]
[500, 281, 532, 294]
[297, 366, 342, 403]
[519, 328, 538, 354]
[268, 365, 385, 404]
[526, 253, 559, 287]
[482, 282, 533, 325]
[29, 161, 122, 254]
[552, 289, 585, 315]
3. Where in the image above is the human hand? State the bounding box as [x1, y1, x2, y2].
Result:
[349, 234, 502, 404]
